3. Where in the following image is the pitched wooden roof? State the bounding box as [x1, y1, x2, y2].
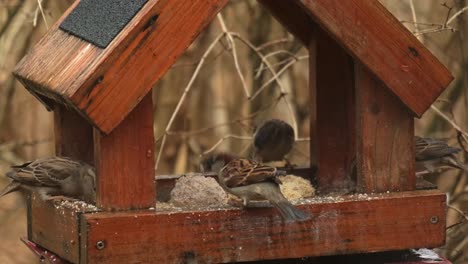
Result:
[14, 0, 453, 134]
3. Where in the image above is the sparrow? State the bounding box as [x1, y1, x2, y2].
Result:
[200, 153, 310, 222]
[0, 157, 96, 204]
[253, 119, 295, 163]
[415, 136, 467, 175]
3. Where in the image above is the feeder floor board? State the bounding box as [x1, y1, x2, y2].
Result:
[27, 189, 445, 263]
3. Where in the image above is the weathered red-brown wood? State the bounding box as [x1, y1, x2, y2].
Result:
[80, 190, 445, 263]
[28, 194, 98, 263]
[309, 26, 355, 192]
[26, 102, 96, 263]
[14, 0, 228, 134]
[54, 104, 94, 165]
[297, 0, 453, 116]
[355, 63, 415, 192]
[257, 0, 314, 45]
[94, 94, 155, 210]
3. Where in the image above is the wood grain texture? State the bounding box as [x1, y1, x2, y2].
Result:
[80, 190, 445, 263]
[28, 194, 98, 263]
[309, 26, 356, 193]
[14, 0, 228, 134]
[54, 103, 94, 165]
[355, 63, 415, 193]
[94, 94, 155, 210]
[257, 0, 314, 45]
[297, 0, 453, 116]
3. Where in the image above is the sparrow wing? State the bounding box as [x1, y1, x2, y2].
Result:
[415, 136, 461, 161]
[7, 157, 83, 187]
[223, 159, 279, 187]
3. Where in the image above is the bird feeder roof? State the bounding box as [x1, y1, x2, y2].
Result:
[13, 0, 453, 134]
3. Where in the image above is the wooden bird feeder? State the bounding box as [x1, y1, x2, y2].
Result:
[13, 0, 453, 263]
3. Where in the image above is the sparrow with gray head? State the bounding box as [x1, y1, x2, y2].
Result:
[415, 136, 467, 175]
[200, 153, 310, 222]
[253, 119, 295, 163]
[0, 157, 96, 204]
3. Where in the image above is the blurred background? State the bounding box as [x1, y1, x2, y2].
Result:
[0, 0, 467, 263]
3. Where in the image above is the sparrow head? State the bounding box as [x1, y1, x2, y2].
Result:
[253, 119, 295, 162]
[200, 152, 238, 174]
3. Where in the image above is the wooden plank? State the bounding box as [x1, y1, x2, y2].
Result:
[93, 94, 155, 210]
[81, 190, 446, 263]
[28, 194, 98, 263]
[297, 0, 453, 116]
[309, 26, 355, 192]
[257, 0, 314, 45]
[54, 103, 94, 165]
[14, 0, 228, 134]
[355, 63, 415, 192]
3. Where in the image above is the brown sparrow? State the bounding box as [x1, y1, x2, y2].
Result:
[253, 119, 295, 163]
[0, 157, 96, 203]
[415, 136, 467, 175]
[200, 153, 310, 222]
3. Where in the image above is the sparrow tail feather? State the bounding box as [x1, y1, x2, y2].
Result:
[0, 181, 21, 197]
[271, 199, 310, 222]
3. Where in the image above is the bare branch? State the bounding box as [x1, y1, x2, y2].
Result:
[155, 32, 225, 171]
[202, 134, 252, 156]
[230, 32, 300, 139]
[430, 105, 468, 142]
[217, 14, 250, 98]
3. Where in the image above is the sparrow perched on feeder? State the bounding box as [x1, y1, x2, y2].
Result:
[415, 136, 467, 174]
[253, 119, 295, 163]
[0, 157, 96, 203]
[200, 153, 310, 222]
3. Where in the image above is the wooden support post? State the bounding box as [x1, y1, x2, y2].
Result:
[94, 94, 155, 210]
[355, 63, 415, 192]
[54, 104, 94, 164]
[309, 27, 355, 192]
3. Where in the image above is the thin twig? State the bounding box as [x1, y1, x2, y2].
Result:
[409, 0, 421, 40]
[255, 50, 298, 79]
[252, 55, 308, 100]
[430, 105, 468, 142]
[230, 32, 300, 139]
[256, 37, 293, 51]
[448, 204, 468, 221]
[163, 95, 282, 139]
[34, 0, 49, 29]
[155, 32, 225, 171]
[202, 135, 252, 156]
[217, 14, 250, 98]
[446, 6, 468, 25]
